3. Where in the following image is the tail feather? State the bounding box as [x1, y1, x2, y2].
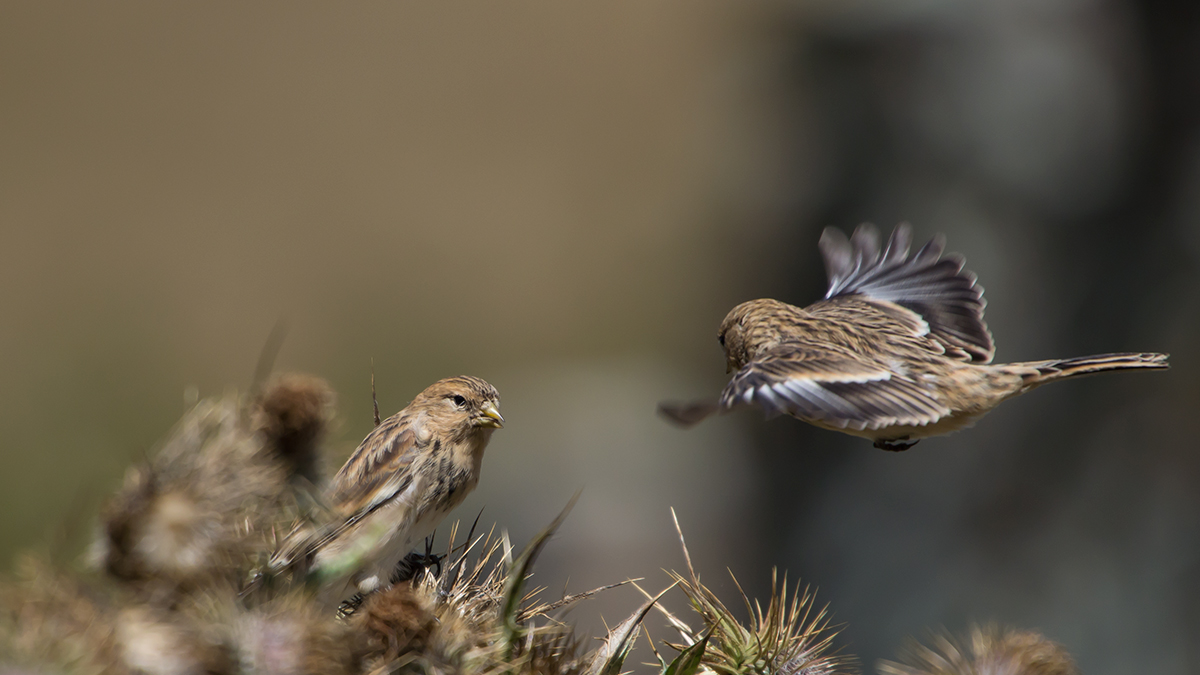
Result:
[1019, 352, 1168, 387]
[657, 400, 721, 427]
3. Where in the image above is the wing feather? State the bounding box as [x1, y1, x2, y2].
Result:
[720, 345, 950, 430]
[819, 223, 994, 363]
[270, 418, 421, 571]
[328, 415, 420, 514]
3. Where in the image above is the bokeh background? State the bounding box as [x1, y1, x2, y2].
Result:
[2, 2, 1198, 672]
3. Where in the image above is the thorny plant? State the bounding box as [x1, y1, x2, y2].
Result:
[0, 377, 1079, 675]
[637, 509, 850, 675]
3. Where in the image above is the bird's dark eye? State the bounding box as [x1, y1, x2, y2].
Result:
[452, 394, 467, 407]
[718, 334, 726, 347]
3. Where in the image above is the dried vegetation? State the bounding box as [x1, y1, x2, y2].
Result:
[1, 374, 1077, 675]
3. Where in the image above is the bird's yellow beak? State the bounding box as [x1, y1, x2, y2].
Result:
[478, 402, 504, 428]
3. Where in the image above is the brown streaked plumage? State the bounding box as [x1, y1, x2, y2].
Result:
[660, 223, 1168, 450]
[272, 375, 502, 603]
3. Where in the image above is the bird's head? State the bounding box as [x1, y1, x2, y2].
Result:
[718, 301, 757, 373]
[719, 299, 791, 373]
[413, 376, 504, 440]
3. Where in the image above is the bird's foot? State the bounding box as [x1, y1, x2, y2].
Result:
[338, 593, 365, 619]
[874, 437, 917, 451]
[391, 549, 446, 584]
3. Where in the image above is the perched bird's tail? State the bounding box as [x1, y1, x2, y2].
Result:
[1015, 352, 1168, 388]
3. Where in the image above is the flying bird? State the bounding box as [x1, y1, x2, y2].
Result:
[659, 224, 1168, 450]
[272, 375, 503, 602]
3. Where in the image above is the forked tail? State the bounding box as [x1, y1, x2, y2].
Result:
[1019, 352, 1169, 387]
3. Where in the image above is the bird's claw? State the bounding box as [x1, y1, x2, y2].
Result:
[874, 437, 917, 451]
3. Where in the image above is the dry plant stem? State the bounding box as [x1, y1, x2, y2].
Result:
[371, 359, 381, 428]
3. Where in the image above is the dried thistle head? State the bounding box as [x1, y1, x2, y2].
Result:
[252, 373, 337, 485]
[346, 503, 597, 675]
[94, 393, 295, 591]
[878, 624, 1078, 675]
[114, 605, 232, 675]
[177, 586, 356, 675]
[352, 582, 439, 666]
[0, 555, 123, 675]
[2, 559, 247, 675]
[99, 476, 216, 584]
[351, 578, 504, 675]
[349, 527, 511, 675]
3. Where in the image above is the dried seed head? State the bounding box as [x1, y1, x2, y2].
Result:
[95, 395, 292, 590]
[253, 374, 337, 484]
[0, 555, 122, 674]
[232, 595, 356, 675]
[352, 582, 439, 665]
[115, 606, 231, 675]
[879, 624, 1078, 675]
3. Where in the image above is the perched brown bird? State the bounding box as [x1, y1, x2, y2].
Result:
[660, 224, 1168, 450]
[272, 376, 503, 602]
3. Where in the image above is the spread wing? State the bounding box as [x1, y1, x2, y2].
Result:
[820, 223, 994, 363]
[719, 344, 951, 431]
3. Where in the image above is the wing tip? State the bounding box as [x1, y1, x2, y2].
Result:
[821, 223, 994, 363]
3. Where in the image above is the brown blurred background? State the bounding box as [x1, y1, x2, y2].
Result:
[2, 2, 1198, 672]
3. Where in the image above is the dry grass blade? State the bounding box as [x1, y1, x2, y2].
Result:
[665, 515, 852, 675]
[586, 583, 677, 675]
[634, 581, 696, 646]
[662, 629, 711, 675]
[440, 522, 502, 595]
[370, 359, 382, 427]
[433, 527, 510, 626]
[249, 318, 289, 400]
[520, 579, 641, 622]
[501, 491, 581, 658]
[670, 507, 697, 585]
